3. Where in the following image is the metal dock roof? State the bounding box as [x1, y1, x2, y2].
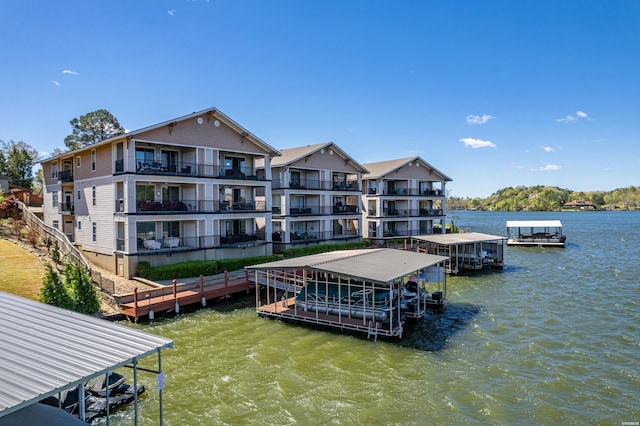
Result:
[246, 248, 448, 284]
[506, 220, 563, 228]
[412, 232, 507, 245]
[0, 291, 173, 418]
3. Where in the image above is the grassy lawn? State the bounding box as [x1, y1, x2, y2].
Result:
[0, 239, 45, 301]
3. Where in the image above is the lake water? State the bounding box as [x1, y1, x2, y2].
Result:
[97, 211, 640, 425]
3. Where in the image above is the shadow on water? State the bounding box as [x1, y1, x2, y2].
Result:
[399, 303, 481, 352]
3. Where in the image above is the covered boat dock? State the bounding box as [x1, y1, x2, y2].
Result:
[247, 249, 448, 340]
[0, 291, 173, 425]
[411, 232, 506, 274]
[506, 220, 566, 247]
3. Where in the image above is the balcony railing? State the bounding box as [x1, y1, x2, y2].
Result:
[371, 208, 444, 218]
[126, 160, 263, 180]
[276, 205, 361, 217]
[132, 199, 267, 214]
[272, 179, 360, 191]
[272, 230, 360, 243]
[366, 188, 443, 196]
[134, 233, 266, 252]
[59, 170, 73, 183]
[58, 203, 74, 214]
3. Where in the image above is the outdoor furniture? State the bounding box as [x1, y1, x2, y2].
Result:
[144, 239, 161, 250]
[164, 237, 179, 248]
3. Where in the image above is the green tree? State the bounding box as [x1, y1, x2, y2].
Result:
[64, 109, 126, 151]
[0, 140, 40, 189]
[39, 263, 74, 310]
[64, 263, 100, 314]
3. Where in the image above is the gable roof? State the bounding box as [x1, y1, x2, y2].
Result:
[362, 156, 452, 181]
[42, 107, 281, 162]
[271, 142, 369, 173]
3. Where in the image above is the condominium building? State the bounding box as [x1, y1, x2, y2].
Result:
[258, 142, 368, 251]
[41, 108, 281, 278]
[361, 157, 452, 240]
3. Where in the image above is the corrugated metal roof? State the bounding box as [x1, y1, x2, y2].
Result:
[0, 292, 173, 418]
[506, 220, 563, 228]
[246, 249, 448, 284]
[412, 232, 507, 245]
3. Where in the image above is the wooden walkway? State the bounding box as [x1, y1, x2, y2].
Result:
[118, 271, 254, 320]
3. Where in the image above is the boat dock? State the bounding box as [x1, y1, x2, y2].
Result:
[410, 232, 506, 274]
[247, 249, 448, 340]
[116, 270, 254, 320]
[506, 220, 566, 247]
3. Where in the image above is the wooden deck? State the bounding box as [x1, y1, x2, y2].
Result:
[119, 273, 254, 320]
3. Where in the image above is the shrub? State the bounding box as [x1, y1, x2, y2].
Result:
[144, 260, 218, 281]
[135, 261, 152, 278]
[304, 244, 329, 255]
[26, 227, 39, 247]
[39, 263, 73, 310]
[51, 240, 61, 264]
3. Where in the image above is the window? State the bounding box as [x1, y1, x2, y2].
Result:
[77, 221, 81, 230]
[52, 220, 59, 230]
[77, 190, 82, 200]
[52, 191, 58, 207]
[91, 149, 96, 171]
[135, 148, 155, 171]
[51, 163, 58, 179]
[92, 186, 96, 206]
[76, 156, 81, 168]
[92, 222, 97, 242]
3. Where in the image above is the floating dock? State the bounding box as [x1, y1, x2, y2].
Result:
[246, 249, 448, 340]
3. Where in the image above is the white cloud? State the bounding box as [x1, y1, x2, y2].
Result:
[541, 145, 554, 152]
[168, 9, 175, 16]
[466, 114, 495, 125]
[531, 164, 561, 171]
[52, 80, 61, 86]
[557, 110, 589, 123]
[62, 69, 78, 75]
[459, 137, 496, 149]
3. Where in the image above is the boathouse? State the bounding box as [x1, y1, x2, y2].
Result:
[410, 232, 506, 274]
[506, 220, 566, 247]
[0, 291, 173, 424]
[246, 248, 448, 340]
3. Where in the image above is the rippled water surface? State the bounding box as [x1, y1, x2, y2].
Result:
[97, 211, 640, 425]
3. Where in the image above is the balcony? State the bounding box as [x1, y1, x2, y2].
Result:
[135, 233, 266, 252]
[272, 179, 360, 191]
[127, 161, 263, 180]
[371, 208, 444, 218]
[58, 203, 74, 214]
[285, 205, 360, 216]
[59, 170, 73, 183]
[132, 199, 267, 214]
[274, 230, 360, 244]
[366, 188, 444, 196]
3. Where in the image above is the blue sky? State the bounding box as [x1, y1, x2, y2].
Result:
[1, 1, 638, 198]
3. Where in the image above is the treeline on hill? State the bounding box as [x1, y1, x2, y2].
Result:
[448, 185, 640, 211]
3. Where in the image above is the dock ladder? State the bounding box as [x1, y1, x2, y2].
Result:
[367, 321, 379, 341]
